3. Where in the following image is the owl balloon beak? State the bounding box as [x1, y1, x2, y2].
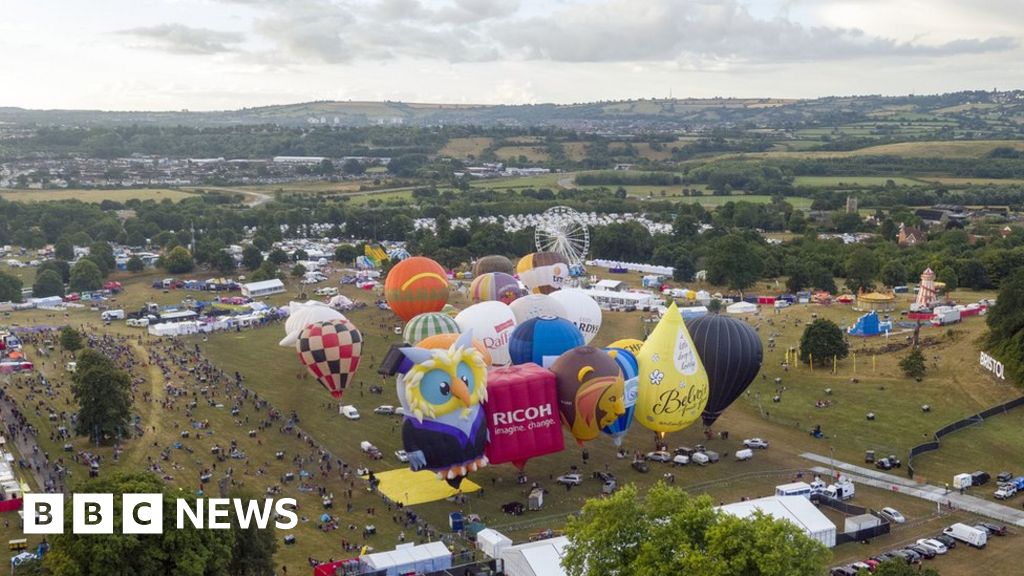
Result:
[451, 380, 471, 406]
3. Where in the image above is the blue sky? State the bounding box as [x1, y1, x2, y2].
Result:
[1, 0, 1020, 110]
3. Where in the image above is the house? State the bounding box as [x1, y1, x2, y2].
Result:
[240, 279, 285, 298]
[897, 223, 925, 247]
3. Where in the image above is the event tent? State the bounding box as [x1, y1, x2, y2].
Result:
[360, 541, 452, 576]
[719, 496, 836, 548]
[726, 301, 757, 315]
[499, 537, 569, 576]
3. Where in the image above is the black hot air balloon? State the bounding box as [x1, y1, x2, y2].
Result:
[685, 314, 763, 427]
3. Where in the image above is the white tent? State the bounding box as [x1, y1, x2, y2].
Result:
[726, 301, 757, 315]
[361, 542, 451, 576]
[719, 496, 836, 548]
[476, 528, 513, 559]
[680, 306, 708, 319]
[499, 536, 569, 576]
[328, 294, 354, 310]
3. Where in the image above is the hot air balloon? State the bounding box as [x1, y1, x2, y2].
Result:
[601, 347, 638, 446]
[404, 312, 460, 345]
[509, 294, 567, 325]
[394, 334, 491, 417]
[685, 314, 763, 427]
[549, 288, 603, 345]
[296, 319, 363, 400]
[608, 338, 644, 355]
[550, 346, 625, 444]
[384, 256, 450, 322]
[473, 255, 515, 277]
[469, 272, 525, 305]
[508, 316, 583, 367]
[635, 302, 709, 435]
[484, 363, 564, 470]
[279, 301, 344, 346]
[396, 331, 489, 487]
[454, 301, 517, 366]
[516, 252, 569, 295]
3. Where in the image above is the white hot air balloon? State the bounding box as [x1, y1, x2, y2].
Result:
[549, 288, 603, 345]
[508, 294, 567, 325]
[279, 301, 344, 346]
[454, 301, 517, 366]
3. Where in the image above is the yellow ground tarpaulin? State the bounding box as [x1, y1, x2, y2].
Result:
[364, 468, 480, 506]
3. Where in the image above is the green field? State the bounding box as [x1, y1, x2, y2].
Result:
[793, 176, 924, 187]
[0, 188, 197, 203]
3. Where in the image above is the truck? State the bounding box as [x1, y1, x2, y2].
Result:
[931, 306, 961, 326]
[943, 523, 987, 548]
[953, 472, 973, 490]
[994, 476, 1024, 499]
[101, 309, 125, 321]
[810, 476, 856, 501]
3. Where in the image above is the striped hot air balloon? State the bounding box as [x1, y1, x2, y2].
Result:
[470, 272, 525, 305]
[601, 347, 639, 446]
[296, 319, 363, 400]
[404, 312, 460, 345]
[516, 252, 569, 295]
[384, 256, 450, 321]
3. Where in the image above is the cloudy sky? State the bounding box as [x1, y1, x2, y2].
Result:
[2, 0, 1021, 110]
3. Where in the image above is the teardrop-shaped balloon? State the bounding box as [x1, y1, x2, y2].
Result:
[296, 319, 363, 400]
[685, 314, 763, 427]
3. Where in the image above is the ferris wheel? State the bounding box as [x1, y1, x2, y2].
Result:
[535, 206, 590, 266]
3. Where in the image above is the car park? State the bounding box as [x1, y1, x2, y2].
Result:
[879, 507, 906, 523]
[556, 474, 583, 486]
[743, 438, 769, 449]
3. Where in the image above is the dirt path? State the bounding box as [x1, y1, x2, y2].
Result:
[127, 340, 165, 464]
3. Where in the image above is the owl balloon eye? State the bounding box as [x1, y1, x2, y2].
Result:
[420, 370, 454, 405]
[456, 362, 475, 393]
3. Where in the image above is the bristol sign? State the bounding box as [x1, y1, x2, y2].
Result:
[980, 351, 1005, 380]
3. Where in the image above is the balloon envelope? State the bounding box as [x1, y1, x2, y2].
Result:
[469, 272, 524, 305]
[550, 346, 626, 444]
[296, 319, 363, 400]
[509, 294, 567, 325]
[404, 312, 460, 345]
[549, 288, 603, 345]
[454, 301, 517, 366]
[280, 301, 344, 346]
[608, 338, 644, 355]
[635, 302, 709, 434]
[473, 255, 515, 277]
[685, 315, 763, 427]
[601, 347, 639, 445]
[484, 363, 564, 469]
[516, 252, 570, 295]
[384, 256, 449, 321]
[508, 316, 584, 367]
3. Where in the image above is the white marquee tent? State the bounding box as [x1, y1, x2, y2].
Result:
[726, 301, 757, 315]
[719, 496, 836, 548]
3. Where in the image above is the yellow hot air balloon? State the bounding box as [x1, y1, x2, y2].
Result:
[608, 338, 643, 355]
[635, 302, 709, 434]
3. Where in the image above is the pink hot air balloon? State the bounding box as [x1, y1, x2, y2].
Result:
[484, 363, 564, 469]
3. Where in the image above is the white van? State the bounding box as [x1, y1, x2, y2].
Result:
[672, 455, 689, 466]
[735, 448, 753, 461]
[315, 287, 338, 297]
[340, 405, 360, 420]
[691, 452, 710, 465]
[943, 522, 987, 548]
[126, 317, 150, 328]
[101, 309, 125, 321]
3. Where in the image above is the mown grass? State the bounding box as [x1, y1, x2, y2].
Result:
[0, 188, 197, 203]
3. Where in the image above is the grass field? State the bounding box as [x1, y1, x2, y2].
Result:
[0, 188, 197, 203]
[730, 140, 1024, 161]
[493, 146, 550, 162]
[919, 177, 1024, 187]
[438, 137, 493, 159]
[793, 176, 925, 187]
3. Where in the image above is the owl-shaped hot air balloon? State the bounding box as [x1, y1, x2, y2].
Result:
[551, 346, 625, 445]
[398, 330, 489, 487]
[296, 319, 363, 400]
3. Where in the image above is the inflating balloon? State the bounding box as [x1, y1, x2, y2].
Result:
[551, 346, 626, 444]
[509, 294, 567, 325]
[279, 301, 344, 346]
[397, 331, 489, 487]
[685, 314, 763, 427]
[549, 288, 603, 345]
[469, 272, 524, 305]
[454, 301, 517, 366]
[473, 255, 515, 277]
[516, 251, 569, 295]
[384, 256, 449, 322]
[608, 338, 644, 355]
[415, 334, 492, 366]
[404, 312, 460, 345]
[484, 363, 564, 470]
[394, 334, 491, 417]
[441, 304, 460, 318]
[508, 316, 583, 367]
[635, 302, 709, 434]
[296, 319, 363, 400]
[601, 347, 639, 446]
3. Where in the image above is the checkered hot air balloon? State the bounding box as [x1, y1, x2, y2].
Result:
[296, 319, 363, 400]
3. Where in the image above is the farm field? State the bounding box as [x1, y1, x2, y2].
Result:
[919, 177, 1024, 187]
[732, 139, 1024, 160]
[493, 146, 550, 162]
[438, 137, 493, 159]
[793, 176, 925, 187]
[0, 188, 197, 203]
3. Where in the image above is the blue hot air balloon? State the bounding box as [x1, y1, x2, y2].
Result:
[508, 316, 583, 368]
[601, 347, 639, 446]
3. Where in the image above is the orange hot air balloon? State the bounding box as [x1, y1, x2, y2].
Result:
[415, 333, 493, 366]
[384, 256, 450, 321]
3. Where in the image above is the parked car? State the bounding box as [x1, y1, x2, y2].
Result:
[592, 471, 615, 483]
[556, 474, 583, 486]
[631, 460, 650, 473]
[501, 502, 525, 516]
[876, 456, 901, 470]
[672, 454, 690, 466]
[933, 534, 957, 549]
[943, 523, 987, 548]
[916, 538, 948, 555]
[971, 471, 991, 486]
[645, 451, 672, 463]
[880, 507, 906, 524]
[997, 471, 1014, 483]
[674, 446, 697, 457]
[975, 522, 1007, 536]
[908, 544, 935, 559]
[373, 405, 396, 415]
[743, 438, 769, 449]
[394, 450, 408, 463]
[829, 566, 858, 576]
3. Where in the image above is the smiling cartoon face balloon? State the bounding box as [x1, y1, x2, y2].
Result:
[550, 346, 625, 444]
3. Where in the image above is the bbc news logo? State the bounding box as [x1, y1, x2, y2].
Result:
[24, 494, 297, 534]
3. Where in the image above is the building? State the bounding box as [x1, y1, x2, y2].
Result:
[499, 536, 569, 576]
[580, 288, 658, 310]
[241, 279, 285, 298]
[719, 496, 837, 548]
[897, 223, 925, 247]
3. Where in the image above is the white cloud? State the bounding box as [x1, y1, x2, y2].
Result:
[115, 23, 245, 55]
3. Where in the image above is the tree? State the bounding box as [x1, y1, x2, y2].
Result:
[250, 261, 281, 282]
[38, 259, 71, 284]
[672, 253, 695, 282]
[71, 349, 132, 443]
[872, 559, 939, 576]
[267, 247, 289, 265]
[126, 255, 146, 272]
[705, 235, 764, 291]
[227, 491, 278, 576]
[54, 238, 74, 261]
[799, 319, 849, 367]
[291, 263, 307, 277]
[0, 271, 23, 303]
[936, 266, 959, 291]
[986, 270, 1024, 385]
[562, 483, 829, 576]
[212, 249, 237, 275]
[242, 245, 263, 271]
[161, 246, 195, 274]
[88, 241, 116, 272]
[33, 269, 65, 298]
[342, 158, 365, 176]
[879, 218, 898, 241]
[69, 259, 103, 292]
[59, 326, 83, 352]
[880, 260, 908, 287]
[43, 472, 234, 576]
[335, 244, 359, 263]
[292, 248, 308, 262]
[899, 346, 926, 379]
[785, 264, 812, 293]
[844, 247, 878, 293]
